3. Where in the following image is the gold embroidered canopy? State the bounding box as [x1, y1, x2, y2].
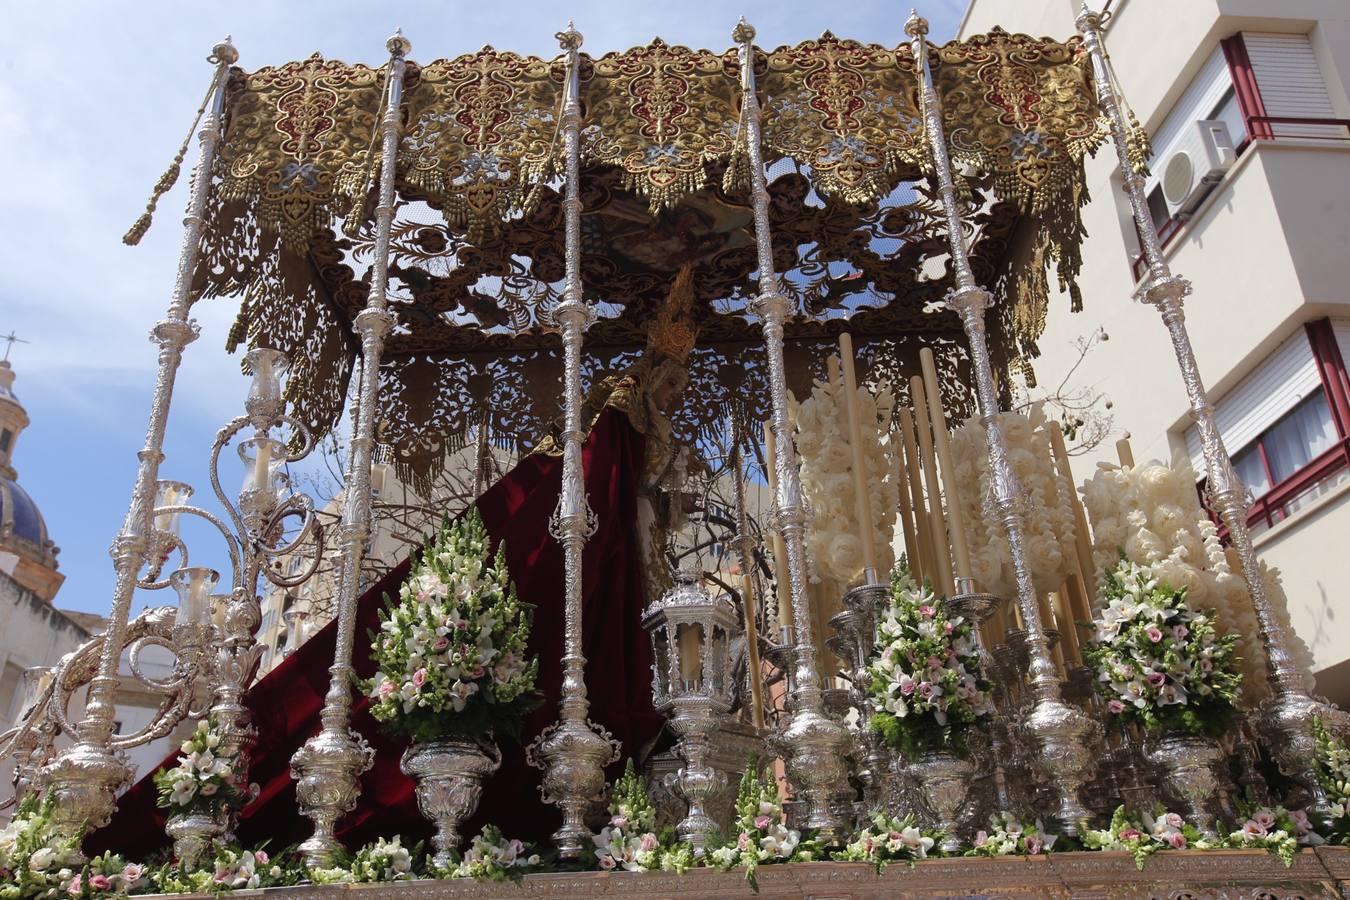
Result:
[186, 29, 1108, 486]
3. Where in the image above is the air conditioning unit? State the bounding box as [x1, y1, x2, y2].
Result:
[1160, 119, 1237, 219]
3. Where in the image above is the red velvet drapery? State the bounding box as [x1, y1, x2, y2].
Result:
[92, 407, 664, 858]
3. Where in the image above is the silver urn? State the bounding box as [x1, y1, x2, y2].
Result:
[401, 738, 502, 868]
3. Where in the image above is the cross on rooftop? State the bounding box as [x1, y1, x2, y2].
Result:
[1, 331, 28, 362]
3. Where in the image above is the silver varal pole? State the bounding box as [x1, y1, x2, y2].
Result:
[1075, 4, 1349, 797]
[525, 21, 620, 860]
[40, 38, 238, 850]
[907, 11, 1100, 836]
[290, 29, 410, 868]
[732, 18, 851, 844]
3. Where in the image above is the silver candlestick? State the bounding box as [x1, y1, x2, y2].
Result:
[525, 22, 623, 860]
[643, 569, 738, 850]
[291, 29, 410, 867]
[1075, 4, 1350, 810]
[907, 11, 1100, 837]
[732, 16, 851, 845]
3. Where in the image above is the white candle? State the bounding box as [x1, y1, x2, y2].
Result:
[155, 484, 180, 534]
[837, 335, 878, 582]
[252, 440, 273, 494]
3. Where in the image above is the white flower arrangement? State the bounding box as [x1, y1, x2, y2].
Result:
[1079, 458, 1315, 701]
[867, 571, 992, 756]
[445, 827, 541, 882]
[1222, 805, 1322, 867]
[0, 792, 85, 899]
[1083, 559, 1242, 736]
[967, 812, 1057, 857]
[1313, 716, 1350, 844]
[367, 509, 541, 742]
[949, 402, 1077, 598]
[793, 365, 898, 588]
[310, 837, 415, 884]
[591, 760, 694, 874]
[833, 812, 937, 873]
[153, 719, 249, 816]
[1081, 806, 1214, 870]
[707, 761, 820, 889]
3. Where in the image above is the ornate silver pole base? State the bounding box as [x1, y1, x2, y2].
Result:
[527, 718, 621, 859]
[1021, 695, 1101, 837]
[290, 728, 375, 868]
[907, 750, 974, 854]
[39, 740, 133, 857]
[667, 713, 725, 850]
[780, 698, 853, 844]
[165, 811, 227, 870]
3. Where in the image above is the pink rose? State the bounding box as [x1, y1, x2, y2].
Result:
[378, 681, 395, 698]
[255, 850, 269, 865]
[434, 636, 450, 651]
[918, 682, 935, 699]
[1026, 837, 1043, 855]
[755, 815, 772, 829]
[1146, 672, 1166, 687]
[919, 605, 935, 618]
[456, 619, 469, 630]
[1107, 699, 1126, 714]
[1173, 624, 1189, 641]
[973, 830, 988, 848]
[944, 621, 954, 634]
[122, 864, 144, 884]
[611, 815, 628, 829]
[598, 855, 616, 870]
[1119, 828, 1142, 841]
[737, 831, 752, 850]
[89, 875, 111, 891]
[926, 656, 942, 670]
[1163, 813, 1183, 829]
[640, 833, 658, 852]
[1166, 831, 1187, 850]
[1253, 810, 1276, 830]
[66, 875, 83, 896]
[1243, 820, 1267, 838]
[1146, 626, 1164, 643]
[509, 839, 525, 857]
[412, 668, 428, 688]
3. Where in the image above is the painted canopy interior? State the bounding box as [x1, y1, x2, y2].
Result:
[188, 29, 1108, 486]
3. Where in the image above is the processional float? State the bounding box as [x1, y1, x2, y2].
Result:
[3, 4, 1347, 874]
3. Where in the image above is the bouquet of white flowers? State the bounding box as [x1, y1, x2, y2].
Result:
[967, 812, 1057, 858]
[833, 811, 938, 873]
[153, 719, 249, 817]
[445, 826, 542, 882]
[591, 760, 693, 874]
[1081, 806, 1212, 870]
[310, 837, 417, 884]
[707, 760, 820, 890]
[0, 792, 85, 899]
[1222, 805, 1322, 867]
[867, 571, 992, 757]
[366, 509, 542, 742]
[1083, 559, 1241, 736]
[1313, 716, 1350, 844]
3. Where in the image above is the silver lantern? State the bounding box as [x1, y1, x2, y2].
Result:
[642, 568, 738, 850]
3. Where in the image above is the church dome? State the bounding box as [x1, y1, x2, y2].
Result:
[1, 475, 52, 556]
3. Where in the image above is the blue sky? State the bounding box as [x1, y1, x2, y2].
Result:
[0, 0, 968, 615]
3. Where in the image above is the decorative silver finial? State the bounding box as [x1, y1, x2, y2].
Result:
[904, 10, 929, 38]
[732, 17, 756, 44]
[211, 36, 239, 65]
[1075, 2, 1101, 30]
[556, 21, 583, 52]
[387, 27, 411, 57]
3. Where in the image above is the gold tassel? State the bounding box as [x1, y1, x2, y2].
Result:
[123, 70, 223, 246]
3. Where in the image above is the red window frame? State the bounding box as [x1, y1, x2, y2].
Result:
[1204, 319, 1350, 539]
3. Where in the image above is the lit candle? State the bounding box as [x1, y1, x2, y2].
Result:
[679, 624, 702, 686]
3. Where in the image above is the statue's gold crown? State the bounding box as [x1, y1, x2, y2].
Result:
[645, 264, 699, 364]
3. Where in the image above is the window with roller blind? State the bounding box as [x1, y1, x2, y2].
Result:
[1192, 320, 1350, 537]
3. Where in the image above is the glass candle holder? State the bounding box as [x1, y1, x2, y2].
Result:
[153, 480, 194, 536]
[238, 436, 287, 497]
[245, 347, 290, 406]
[170, 567, 221, 627]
